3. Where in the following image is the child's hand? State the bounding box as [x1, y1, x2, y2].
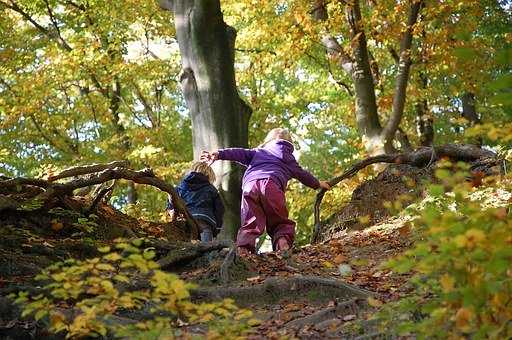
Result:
[319, 181, 331, 190]
[200, 150, 219, 165]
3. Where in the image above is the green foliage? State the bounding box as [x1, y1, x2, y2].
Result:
[14, 239, 256, 339]
[376, 167, 512, 339]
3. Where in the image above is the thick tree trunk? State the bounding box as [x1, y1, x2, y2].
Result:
[159, 0, 251, 240]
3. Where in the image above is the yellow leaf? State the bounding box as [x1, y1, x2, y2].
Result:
[439, 274, 455, 293]
[465, 229, 485, 243]
[455, 307, 474, 332]
[358, 215, 370, 224]
[454, 235, 467, 248]
[322, 261, 335, 269]
[367, 297, 383, 307]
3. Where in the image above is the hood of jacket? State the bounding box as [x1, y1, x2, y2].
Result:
[179, 172, 211, 190]
[262, 139, 295, 163]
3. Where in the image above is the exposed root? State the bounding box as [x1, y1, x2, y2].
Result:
[191, 275, 371, 306]
[286, 298, 365, 329]
[0, 162, 199, 240]
[219, 246, 237, 284]
[157, 240, 231, 269]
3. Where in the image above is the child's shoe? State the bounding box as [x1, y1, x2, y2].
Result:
[237, 246, 251, 257]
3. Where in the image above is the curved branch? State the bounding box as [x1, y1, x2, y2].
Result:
[311, 144, 496, 243]
[47, 160, 130, 182]
[1, 165, 199, 238]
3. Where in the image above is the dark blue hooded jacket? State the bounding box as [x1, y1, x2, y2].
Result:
[167, 172, 224, 234]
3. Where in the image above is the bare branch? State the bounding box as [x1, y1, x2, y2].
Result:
[312, 144, 497, 242]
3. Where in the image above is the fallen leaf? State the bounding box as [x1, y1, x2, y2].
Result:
[367, 297, 383, 307]
[322, 261, 335, 269]
[51, 220, 64, 231]
[338, 264, 352, 276]
[343, 314, 356, 321]
[333, 254, 347, 264]
[246, 276, 262, 282]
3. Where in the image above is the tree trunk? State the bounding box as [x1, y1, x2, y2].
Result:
[381, 0, 423, 153]
[345, 1, 383, 155]
[416, 100, 434, 146]
[461, 92, 482, 146]
[159, 0, 251, 240]
[314, 0, 422, 155]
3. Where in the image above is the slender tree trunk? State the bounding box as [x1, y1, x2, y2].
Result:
[159, 0, 251, 240]
[416, 71, 434, 146]
[313, 0, 382, 154]
[416, 100, 434, 146]
[313, 0, 422, 155]
[461, 92, 482, 146]
[381, 0, 423, 152]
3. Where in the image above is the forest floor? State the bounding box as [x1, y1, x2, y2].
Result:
[179, 215, 415, 339]
[0, 193, 416, 339]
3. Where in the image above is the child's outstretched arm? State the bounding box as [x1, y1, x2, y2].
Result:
[289, 159, 331, 190]
[201, 148, 256, 166]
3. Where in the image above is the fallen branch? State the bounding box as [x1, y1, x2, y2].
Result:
[312, 144, 497, 242]
[191, 275, 371, 306]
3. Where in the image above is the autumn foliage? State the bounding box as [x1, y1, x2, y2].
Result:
[380, 165, 512, 338]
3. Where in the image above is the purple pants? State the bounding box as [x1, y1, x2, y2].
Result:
[236, 178, 295, 252]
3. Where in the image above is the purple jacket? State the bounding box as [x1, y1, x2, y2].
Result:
[218, 139, 320, 191]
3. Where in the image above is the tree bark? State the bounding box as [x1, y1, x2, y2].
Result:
[159, 0, 251, 240]
[416, 99, 434, 146]
[461, 92, 482, 147]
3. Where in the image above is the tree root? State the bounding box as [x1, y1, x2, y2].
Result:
[312, 144, 501, 242]
[157, 240, 232, 269]
[191, 275, 371, 306]
[286, 298, 366, 329]
[219, 246, 237, 284]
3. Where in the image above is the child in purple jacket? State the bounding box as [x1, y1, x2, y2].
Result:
[201, 128, 330, 256]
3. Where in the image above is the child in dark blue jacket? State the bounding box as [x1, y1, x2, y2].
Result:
[167, 162, 224, 242]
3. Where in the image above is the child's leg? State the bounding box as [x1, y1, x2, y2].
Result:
[197, 220, 213, 243]
[259, 179, 296, 251]
[236, 181, 267, 253]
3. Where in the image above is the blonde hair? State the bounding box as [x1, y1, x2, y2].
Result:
[190, 161, 216, 183]
[259, 128, 293, 147]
